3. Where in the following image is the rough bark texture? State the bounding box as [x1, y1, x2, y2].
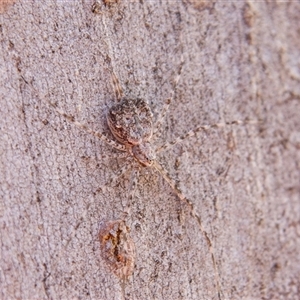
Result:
[1, 1, 300, 299]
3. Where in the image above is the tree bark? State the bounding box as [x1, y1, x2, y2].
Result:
[1, 1, 299, 299]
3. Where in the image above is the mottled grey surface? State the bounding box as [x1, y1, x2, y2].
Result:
[0, 1, 299, 299]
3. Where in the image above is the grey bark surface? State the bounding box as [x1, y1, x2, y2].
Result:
[1, 1, 300, 299]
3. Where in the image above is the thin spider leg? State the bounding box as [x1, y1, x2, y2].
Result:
[156, 119, 262, 153]
[103, 159, 132, 192]
[152, 161, 191, 209]
[52, 104, 127, 152]
[111, 71, 124, 102]
[153, 98, 171, 133]
[96, 151, 129, 161]
[101, 14, 124, 102]
[117, 168, 140, 216]
[21, 76, 126, 152]
[152, 160, 221, 299]
[154, 60, 184, 132]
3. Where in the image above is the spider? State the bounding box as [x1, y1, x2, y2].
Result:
[21, 68, 259, 298]
[43, 70, 258, 212]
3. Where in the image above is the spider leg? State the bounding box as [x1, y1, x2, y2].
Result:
[21, 76, 126, 152]
[156, 119, 262, 153]
[53, 104, 126, 151]
[101, 14, 124, 102]
[111, 71, 124, 102]
[153, 160, 221, 299]
[152, 160, 190, 208]
[103, 158, 132, 192]
[97, 151, 129, 160]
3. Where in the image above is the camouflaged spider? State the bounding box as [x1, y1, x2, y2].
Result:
[107, 95, 155, 168]
[22, 69, 259, 296]
[49, 70, 196, 207]
[51, 71, 258, 212]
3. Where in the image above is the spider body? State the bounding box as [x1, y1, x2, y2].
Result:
[107, 98, 156, 167]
